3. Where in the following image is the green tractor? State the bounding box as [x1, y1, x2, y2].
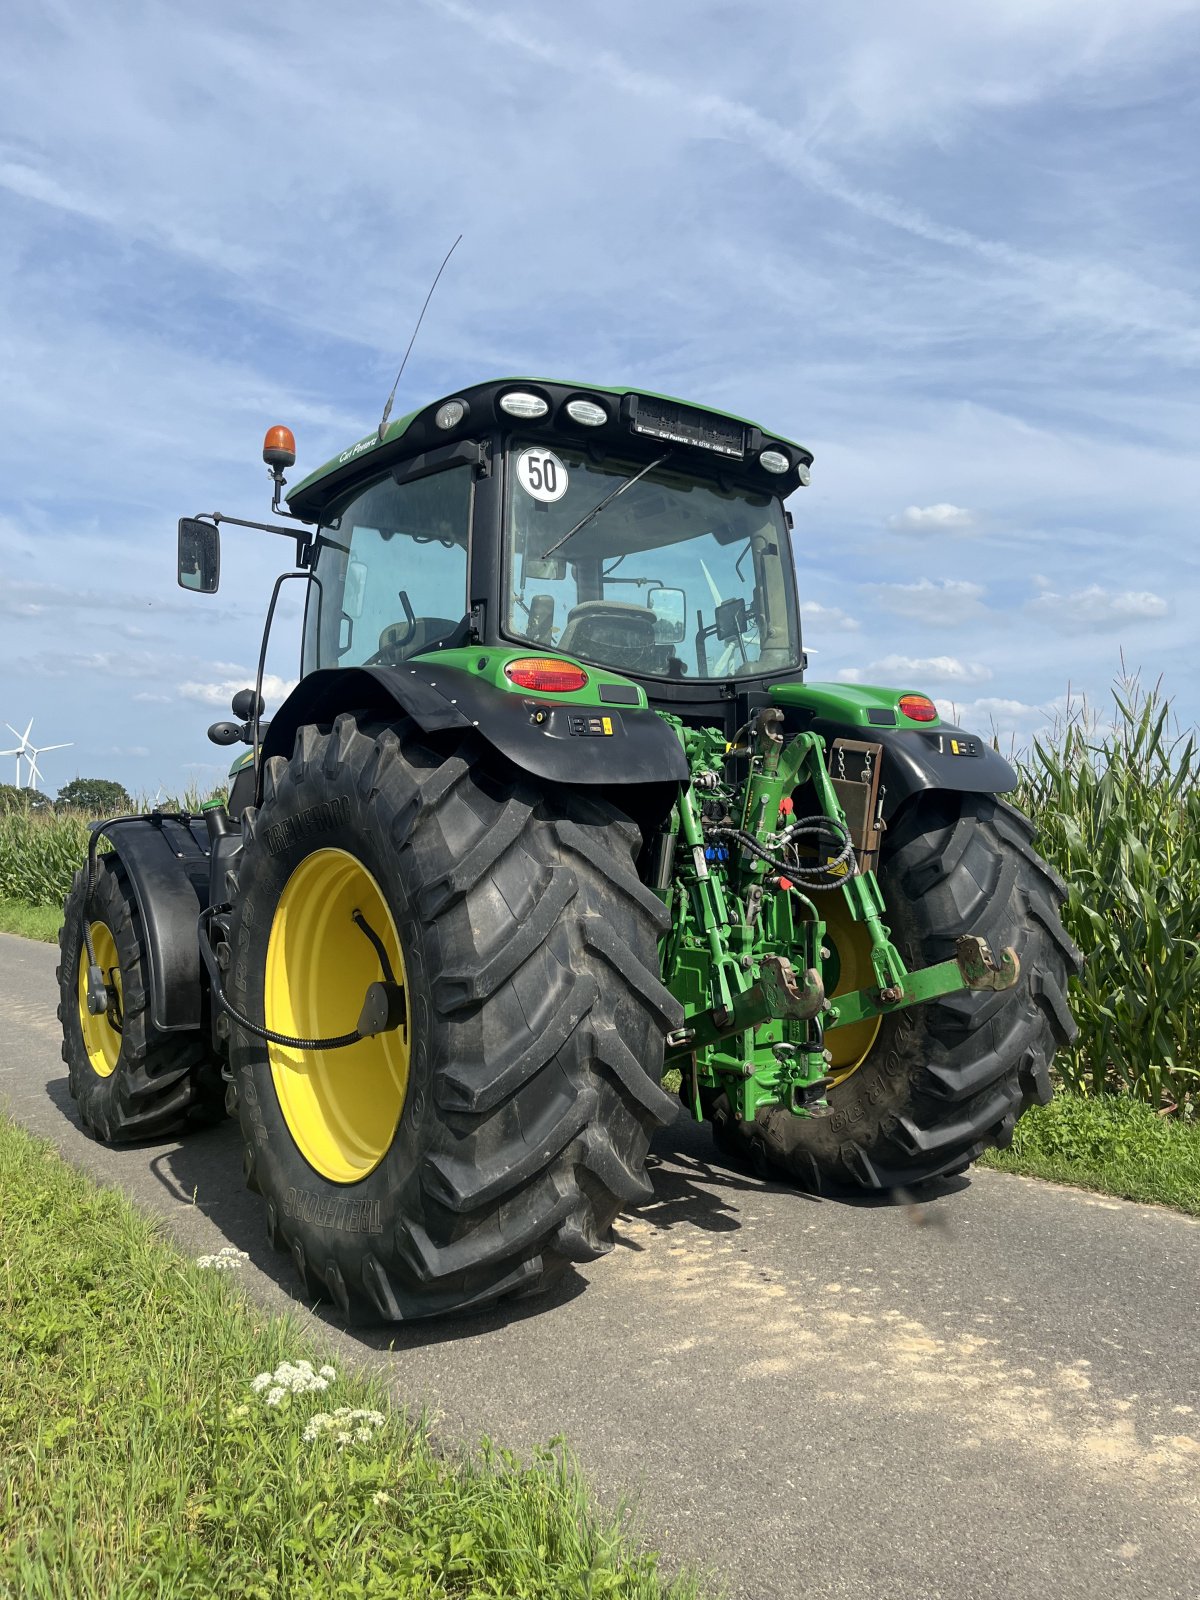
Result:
[58, 379, 1079, 1320]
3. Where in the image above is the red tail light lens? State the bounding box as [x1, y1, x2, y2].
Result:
[898, 693, 938, 723]
[504, 657, 589, 693]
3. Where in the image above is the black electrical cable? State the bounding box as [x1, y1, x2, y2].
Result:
[703, 817, 856, 888]
[214, 994, 362, 1052]
[202, 908, 403, 1052]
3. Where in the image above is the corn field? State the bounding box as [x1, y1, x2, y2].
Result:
[0, 692, 1195, 1114]
[0, 808, 95, 908]
[1012, 680, 1197, 1115]
[0, 785, 216, 909]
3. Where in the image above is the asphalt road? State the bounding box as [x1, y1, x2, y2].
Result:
[2, 929, 1198, 1599]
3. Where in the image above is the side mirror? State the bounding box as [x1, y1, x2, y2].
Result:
[715, 596, 748, 642]
[178, 518, 220, 593]
[646, 586, 686, 643]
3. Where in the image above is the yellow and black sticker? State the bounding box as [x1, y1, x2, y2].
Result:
[568, 714, 616, 737]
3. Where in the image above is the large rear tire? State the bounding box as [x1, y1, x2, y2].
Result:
[713, 791, 1081, 1190]
[58, 857, 223, 1142]
[227, 713, 681, 1322]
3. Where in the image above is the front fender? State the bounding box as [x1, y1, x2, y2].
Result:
[99, 817, 210, 1031]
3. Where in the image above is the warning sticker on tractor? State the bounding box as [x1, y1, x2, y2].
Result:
[516, 448, 569, 503]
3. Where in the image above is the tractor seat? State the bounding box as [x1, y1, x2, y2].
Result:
[374, 615, 461, 664]
[557, 601, 658, 670]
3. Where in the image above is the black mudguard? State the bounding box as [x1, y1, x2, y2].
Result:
[803, 715, 1018, 821]
[99, 817, 211, 1031]
[261, 664, 689, 806]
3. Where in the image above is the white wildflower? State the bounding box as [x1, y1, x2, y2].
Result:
[372, 1490, 391, 1506]
[301, 1406, 387, 1450]
[196, 1246, 249, 1271]
[250, 1358, 335, 1404]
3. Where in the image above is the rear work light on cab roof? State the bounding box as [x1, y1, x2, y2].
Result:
[898, 693, 938, 723]
[504, 657, 589, 693]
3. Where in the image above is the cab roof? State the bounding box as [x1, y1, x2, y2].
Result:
[285, 377, 813, 519]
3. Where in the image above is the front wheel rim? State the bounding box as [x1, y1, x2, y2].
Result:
[265, 848, 410, 1185]
[78, 920, 122, 1078]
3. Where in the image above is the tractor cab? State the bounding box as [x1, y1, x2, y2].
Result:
[285, 379, 813, 708]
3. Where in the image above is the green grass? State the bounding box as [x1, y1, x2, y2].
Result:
[0, 897, 60, 942]
[979, 1092, 1200, 1215]
[0, 1117, 706, 1600]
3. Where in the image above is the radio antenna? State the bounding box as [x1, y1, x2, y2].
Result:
[377, 233, 463, 442]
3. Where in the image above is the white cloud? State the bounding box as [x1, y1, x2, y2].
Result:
[1027, 584, 1169, 627]
[177, 674, 298, 712]
[934, 696, 1049, 735]
[799, 600, 860, 632]
[888, 503, 976, 532]
[867, 654, 992, 684]
[869, 578, 986, 623]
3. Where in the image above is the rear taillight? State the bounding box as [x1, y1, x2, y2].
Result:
[898, 693, 938, 723]
[504, 657, 589, 693]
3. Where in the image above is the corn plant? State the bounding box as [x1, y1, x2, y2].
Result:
[1014, 678, 1198, 1114]
[0, 808, 95, 906]
[0, 783, 225, 908]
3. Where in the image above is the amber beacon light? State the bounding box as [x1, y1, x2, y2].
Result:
[263, 425, 297, 470]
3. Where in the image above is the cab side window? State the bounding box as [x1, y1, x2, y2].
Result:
[305, 466, 472, 671]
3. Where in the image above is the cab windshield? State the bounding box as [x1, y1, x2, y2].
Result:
[505, 444, 800, 680]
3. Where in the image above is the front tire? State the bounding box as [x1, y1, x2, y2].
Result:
[715, 791, 1081, 1190]
[228, 713, 681, 1322]
[58, 857, 222, 1141]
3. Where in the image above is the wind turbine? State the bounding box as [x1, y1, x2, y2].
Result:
[2, 719, 73, 789]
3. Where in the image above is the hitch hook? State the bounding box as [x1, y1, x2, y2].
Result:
[955, 935, 1019, 992]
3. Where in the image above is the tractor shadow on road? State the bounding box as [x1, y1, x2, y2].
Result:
[42, 1072, 967, 1354]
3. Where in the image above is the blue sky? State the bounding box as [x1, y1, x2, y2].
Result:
[2, 0, 1198, 797]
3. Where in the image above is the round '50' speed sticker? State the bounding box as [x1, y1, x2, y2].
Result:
[516, 447, 569, 503]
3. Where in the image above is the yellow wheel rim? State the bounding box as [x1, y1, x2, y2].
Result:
[78, 921, 123, 1078]
[822, 892, 883, 1086]
[265, 848, 409, 1184]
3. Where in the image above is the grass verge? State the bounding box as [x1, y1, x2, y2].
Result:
[979, 1092, 1200, 1216]
[0, 898, 60, 942]
[0, 1117, 705, 1600]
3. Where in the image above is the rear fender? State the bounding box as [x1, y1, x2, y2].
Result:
[805, 717, 1017, 821]
[99, 817, 211, 1031]
[260, 664, 689, 823]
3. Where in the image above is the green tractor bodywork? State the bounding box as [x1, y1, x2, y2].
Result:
[59, 373, 1077, 1323]
[265, 377, 1021, 1140]
[657, 709, 1017, 1129]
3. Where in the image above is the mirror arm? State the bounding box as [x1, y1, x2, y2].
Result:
[199, 511, 316, 569]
